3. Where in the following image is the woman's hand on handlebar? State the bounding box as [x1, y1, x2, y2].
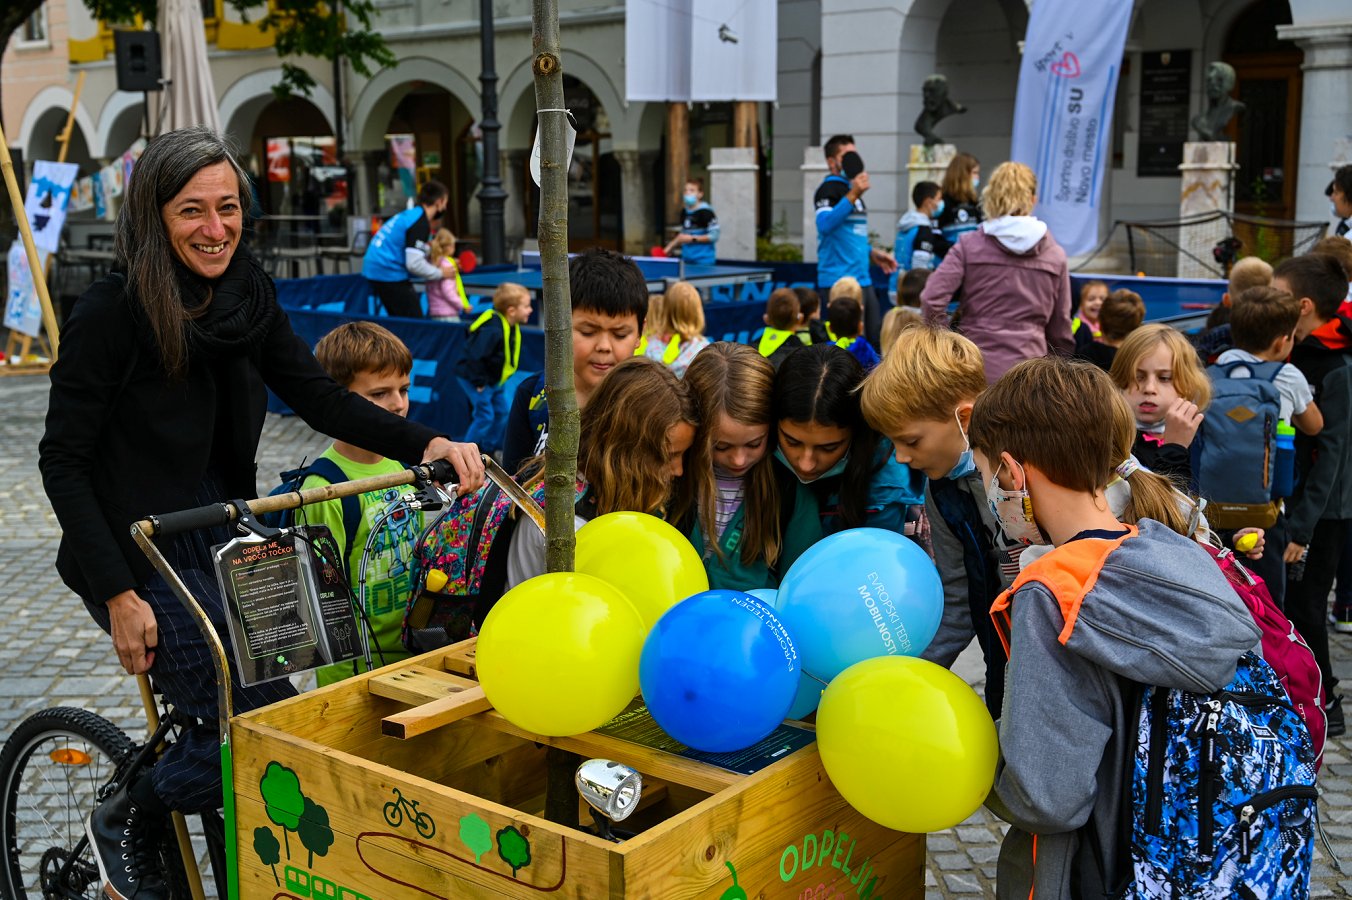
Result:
[423, 438, 485, 495]
[106, 590, 158, 675]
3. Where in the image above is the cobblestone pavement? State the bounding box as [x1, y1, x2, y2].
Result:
[3, 373, 1352, 898]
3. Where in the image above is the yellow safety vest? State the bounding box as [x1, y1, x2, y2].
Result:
[835, 335, 853, 350]
[758, 328, 796, 357]
[469, 310, 520, 386]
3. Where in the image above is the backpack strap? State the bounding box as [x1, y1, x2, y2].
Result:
[301, 457, 363, 561]
[1210, 359, 1284, 383]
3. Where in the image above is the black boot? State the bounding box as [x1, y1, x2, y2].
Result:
[1327, 694, 1345, 739]
[85, 771, 169, 900]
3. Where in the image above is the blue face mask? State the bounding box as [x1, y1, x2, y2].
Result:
[933, 199, 945, 219]
[972, 175, 981, 192]
[683, 193, 698, 207]
[775, 447, 849, 484]
[946, 408, 975, 479]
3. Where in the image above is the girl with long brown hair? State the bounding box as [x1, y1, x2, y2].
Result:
[684, 343, 822, 590]
[506, 357, 709, 584]
[937, 151, 982, 243]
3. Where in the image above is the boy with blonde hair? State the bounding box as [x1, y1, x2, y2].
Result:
[308, 322, 423, 685]
[860, 326, 1019, 715]
[455, 282, 532, 452]
[1198, 255, 1274, 360]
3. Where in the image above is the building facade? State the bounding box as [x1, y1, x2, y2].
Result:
[4, 0, 1351, 260]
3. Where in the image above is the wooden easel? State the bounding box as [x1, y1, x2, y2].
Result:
[0, 73, 80, 374]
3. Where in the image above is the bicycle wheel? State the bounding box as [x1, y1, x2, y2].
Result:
[0, 706, 198, 900]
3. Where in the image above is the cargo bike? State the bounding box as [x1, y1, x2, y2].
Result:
[1, 458, 925, 899]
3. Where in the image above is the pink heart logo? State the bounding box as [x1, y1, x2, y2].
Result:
[1050, 52, 1081, 78]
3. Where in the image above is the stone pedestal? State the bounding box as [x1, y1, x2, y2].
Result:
[709, 147, 758, 262]
[907, 144, 955, 202]
[614, 148, 652, 256]
[800, 145, 827, 263]
[1177, 141, 1237, 279]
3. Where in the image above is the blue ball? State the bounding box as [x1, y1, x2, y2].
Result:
[775, 528, 943, 686]
[640, 590, 801, 752]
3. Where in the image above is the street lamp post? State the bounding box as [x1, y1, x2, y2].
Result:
[478, 0, 507, 264]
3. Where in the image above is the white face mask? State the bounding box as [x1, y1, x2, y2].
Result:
[985, 459, 1051, 546]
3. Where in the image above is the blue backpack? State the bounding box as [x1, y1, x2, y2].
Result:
[260, 457, 362, 553]
[1127, 651, 1317, 897]
[1195, 360, 1283, 530]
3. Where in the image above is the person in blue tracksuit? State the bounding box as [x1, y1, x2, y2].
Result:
[665, 178, 719, 267]
[814, 135, 897, 349]
[362, 180, 451, 318]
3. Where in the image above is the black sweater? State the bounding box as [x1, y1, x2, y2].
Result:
[39, 274, 440, 604]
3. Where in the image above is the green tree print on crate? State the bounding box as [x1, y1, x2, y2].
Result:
[253, 826, 282, 886]
[259, 762, 305, 858]
[459, 813, 493, 863]
[298, 796, 335, 867]
[497, 825, 533, 876]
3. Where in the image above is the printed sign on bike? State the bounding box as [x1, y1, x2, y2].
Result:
[213, 526, 360, 685]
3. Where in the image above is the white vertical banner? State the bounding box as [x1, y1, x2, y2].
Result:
[625, 0, 777, 103]
[689, 0, 777, 102]
[1010, 0, 1131, 256]
[625, 0, 692, 102]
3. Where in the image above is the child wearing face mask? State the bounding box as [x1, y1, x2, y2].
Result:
[1108, 324, 1211, 485]
[684, 343, 822, 591]
[888, 181, 952, 299]
[860, 326, 1019, 717]
[771, 343, 926, 539]
[972, 357, 1275, 899]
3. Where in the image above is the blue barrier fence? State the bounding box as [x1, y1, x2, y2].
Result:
[271, 265, 1225, 439]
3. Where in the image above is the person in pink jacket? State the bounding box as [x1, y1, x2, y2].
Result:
[920, 161, 1074, 383]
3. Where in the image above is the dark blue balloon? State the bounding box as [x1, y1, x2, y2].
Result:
[639, 590, 801, 752]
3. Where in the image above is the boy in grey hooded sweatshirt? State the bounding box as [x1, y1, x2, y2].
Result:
[969, 358, 1263, 898]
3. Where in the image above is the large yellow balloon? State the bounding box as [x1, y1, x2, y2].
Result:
[575, 512, 709, 630]
[476, 572, 645, 736]
[816, 655, 998, 833]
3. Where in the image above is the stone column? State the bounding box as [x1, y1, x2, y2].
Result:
[709, 147, 758, 262]
[1177, 141, 1237, 278]
[801, 145, 827, 263]
[614, 148, 651, 256]
[1276, 23, 1352, 223]
[501, 149, 527, 254]
[907, 144, 955, 204]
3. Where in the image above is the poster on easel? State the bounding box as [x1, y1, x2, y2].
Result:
[5, 243, 49, 338]
[24, 160, 79, 254]
[213, 525, 361, 686]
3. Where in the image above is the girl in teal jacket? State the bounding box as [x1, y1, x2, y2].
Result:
[685, 343, 822, 591]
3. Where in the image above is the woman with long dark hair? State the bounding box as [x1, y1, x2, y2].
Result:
[772, 343, 924, 536]
[38, 126, 484, 898]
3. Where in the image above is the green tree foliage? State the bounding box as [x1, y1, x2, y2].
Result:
[252, 827, 282, 886]
[259, 761, 305, 858]
[496, 825, 532, 877]
[458, 813, 492, 864]
[297, 796, 335, 868]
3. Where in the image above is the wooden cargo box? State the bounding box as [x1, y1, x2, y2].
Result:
[231, 640, 925, 899]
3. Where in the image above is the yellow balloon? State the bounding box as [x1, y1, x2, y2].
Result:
[476, 573, 645, 736]
[816, 655, 998, 833]
[575, 512, 709, 631]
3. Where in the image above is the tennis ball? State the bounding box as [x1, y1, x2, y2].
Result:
[1235, 533, 1259, 554]
[425, 569, 449, 592]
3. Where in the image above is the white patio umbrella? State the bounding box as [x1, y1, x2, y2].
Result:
[156, 0, 222, 134]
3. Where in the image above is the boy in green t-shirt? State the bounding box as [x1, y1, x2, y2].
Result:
[307, 322, 423, 685]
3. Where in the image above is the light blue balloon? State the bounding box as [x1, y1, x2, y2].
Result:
[640, 590, 802, 752]
[774, 528, 943, 684]
[748, 588, 778, 605]
[749, 588, 823, 719]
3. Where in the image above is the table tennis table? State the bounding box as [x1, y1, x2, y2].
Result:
[458, 251, 773, 296]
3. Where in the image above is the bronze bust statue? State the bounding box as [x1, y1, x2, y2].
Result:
[915, 74, 967, 147]
[1191, 61, 1245, 141]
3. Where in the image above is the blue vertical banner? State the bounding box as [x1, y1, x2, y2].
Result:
[1010, 0, 1132, 256]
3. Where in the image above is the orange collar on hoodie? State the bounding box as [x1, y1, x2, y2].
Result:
[1310, 315, 1352, 351]
[990, 525, 1139, 658]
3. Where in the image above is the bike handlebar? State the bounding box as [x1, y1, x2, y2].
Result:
[136, 459, 460, 539]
